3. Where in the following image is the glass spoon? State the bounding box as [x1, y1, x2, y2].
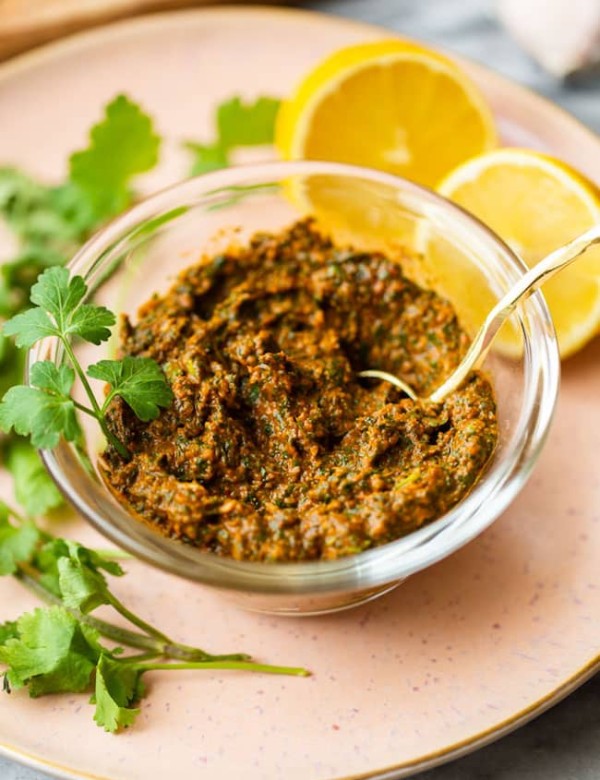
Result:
[359, 223, 600, 403]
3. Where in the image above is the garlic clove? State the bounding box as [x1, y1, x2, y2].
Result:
[497, 0, 600, 77]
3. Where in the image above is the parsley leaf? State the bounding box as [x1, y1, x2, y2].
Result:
[0, 361, 80, 449]
[4, 440, 63, 517]
[0, 621, 19, 646]
[3, 267, 115, 347]
[184, 142, 229, 176]
[217, 96, 281, 150]
[69, 95, 160, 220]
[0, 510, 39, 575]
[92, 654, 144, 732]
[2, 307, 56, 349]
[0, 248, 63, 319]
[0, 336, 24, 397]
[0, 169, 94, 248]
[185, 95, 280, 176]
[88, 356, 173, 421]
[31, 361, 75, 395]
[31, 266, 115, 344]
[29, 266, 86, 325]
[0, 606, 100, 696]
[1, 266, 170, 458]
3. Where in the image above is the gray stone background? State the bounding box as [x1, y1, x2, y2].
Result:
[1, 0, 599, 777]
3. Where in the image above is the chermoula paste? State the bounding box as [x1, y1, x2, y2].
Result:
[102, 220, 497, 561]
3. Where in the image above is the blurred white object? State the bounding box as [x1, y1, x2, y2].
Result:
[498, 0, 600, 77]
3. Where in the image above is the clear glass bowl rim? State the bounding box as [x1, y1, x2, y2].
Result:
[34, 160, 560, 596]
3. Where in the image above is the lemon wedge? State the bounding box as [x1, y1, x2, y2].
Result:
[437, 148, 600, 358]
[276, 39, 497, 188]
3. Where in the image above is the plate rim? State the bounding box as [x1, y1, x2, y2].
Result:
[1, 658, 598, 780]
[0, 5, 598, 780]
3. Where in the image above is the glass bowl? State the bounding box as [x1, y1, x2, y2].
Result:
[30, 161, 560, 615]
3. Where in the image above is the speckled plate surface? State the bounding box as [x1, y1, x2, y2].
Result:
[0, 7, 598, 780]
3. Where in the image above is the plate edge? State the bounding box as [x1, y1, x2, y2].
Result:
[1, 654, 597, 780]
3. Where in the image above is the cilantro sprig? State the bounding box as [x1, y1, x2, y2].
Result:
[0, 266, 172, 459]
[0, 503, 308, 732]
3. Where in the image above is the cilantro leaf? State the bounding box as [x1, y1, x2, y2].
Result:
[88, 356, 173, 421]
[4, 440, 63, 517]
[69, 95, 160, 220]
[185, 142, 229, 176]
[31, 539, 67, 596]
[0, 512, 38, 575]
[56, 541, 119, 614]
[92, 653, 144, 732]
[0, 606, 100, 696]
[35, 539, 124, 602]
[63, 540, 125, 578]
[0, 361, 79, 449]
[58, 556, 109, 614]
[216, 96, 281, 150]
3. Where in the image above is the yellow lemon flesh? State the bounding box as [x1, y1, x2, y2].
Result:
[437, 148, 600, 358]
[276, 39, 497, 188]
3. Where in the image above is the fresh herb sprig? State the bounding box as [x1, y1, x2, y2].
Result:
[0, 501, 308, 732]
[0, 93, 161, 513]
[0, 91, 304, 734]
[0, 266, 173, 459]
[185, 95, 280, 175]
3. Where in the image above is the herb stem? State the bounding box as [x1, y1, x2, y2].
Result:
[105, 591, 171, 645]
[91, 548, 134, 561]
[15, 566, 160, 653]
[72, 400, 100, 419]
[119, 652, 160, 663]
[137, 661, 311, 677]
[14, 566, 248, 662]
[160, 643, 251, 663]
[61, 338, 130, 460]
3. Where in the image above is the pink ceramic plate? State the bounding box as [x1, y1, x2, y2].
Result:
[0, 7, 598, 780]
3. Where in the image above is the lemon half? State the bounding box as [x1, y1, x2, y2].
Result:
[276, 40, 497, 188]
[437, 148, 600, 358]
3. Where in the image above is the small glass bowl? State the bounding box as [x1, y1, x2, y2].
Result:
[31, 161, 559, 615]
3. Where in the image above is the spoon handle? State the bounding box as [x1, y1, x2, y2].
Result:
[429, 223, 600, 403]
